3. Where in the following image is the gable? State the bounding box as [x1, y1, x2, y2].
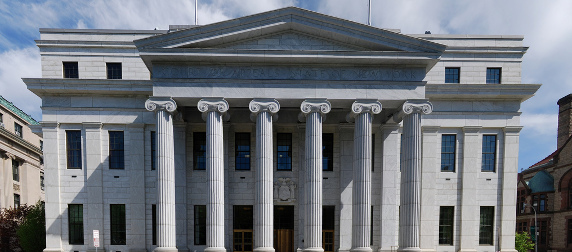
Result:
[135, 7, 445, 54]
[215, 31, 367, 51]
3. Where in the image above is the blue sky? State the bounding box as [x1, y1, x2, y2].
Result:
[1, 0, 571, 171]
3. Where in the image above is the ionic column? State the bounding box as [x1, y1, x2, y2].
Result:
[250, 99, 280, 252]
[348, 100, 382, 252]
[300, 99, 331, 252]
[145, 97, 178, 252]
[198, 98, 229, 252]
[398, 100, 432, 252]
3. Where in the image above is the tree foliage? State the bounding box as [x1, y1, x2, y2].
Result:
[0, 204, 31, 252]
[515, 231, 535, 252]
[17, 202, 45, 252]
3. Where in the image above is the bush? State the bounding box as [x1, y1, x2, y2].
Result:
[0, 204, 31, 252]
[515, 231, 534, 252]
[17, 202, 45, 252]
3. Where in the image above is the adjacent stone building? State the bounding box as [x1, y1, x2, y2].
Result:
[0, 95, 44, 209]
[517, 94, 572, 252]
[24, 7, 540, 252]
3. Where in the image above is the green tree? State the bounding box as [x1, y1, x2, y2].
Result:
[515, 231, 534, 252]
[17, 201, 45, 252]
[0, 204, 31, 252]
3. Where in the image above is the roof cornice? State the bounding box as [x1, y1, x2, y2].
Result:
[426, 84, 541, 102]
[22, 78, 153, 97]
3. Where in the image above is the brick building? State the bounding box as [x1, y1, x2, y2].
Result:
[517, 94, 572, 252]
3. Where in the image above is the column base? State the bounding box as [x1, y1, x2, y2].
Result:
[351, 247, 373, 252]
[397, 247, 421, 252]
[378, 247, 398, 252]
[154, 247, 179, 252]
[43, 249, 64, 252]
[254, 247, 276, 252]
[205, 247, 227, 252]
[457, 250, 478, 252]
[304, 247, 325, 252]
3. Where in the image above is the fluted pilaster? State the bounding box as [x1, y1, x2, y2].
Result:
[348, 100, 381, 252]
[398, 100, 432, 252]
[250, 99, 280, 252]
[198, 98, 229, 252]
[146, 97, 178, 252]
[301, 99, 331, 252]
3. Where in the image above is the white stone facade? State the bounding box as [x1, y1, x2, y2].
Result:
[24, 7, 540, 252]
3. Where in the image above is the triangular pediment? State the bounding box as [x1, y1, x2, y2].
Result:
[135, 7, 446, 53]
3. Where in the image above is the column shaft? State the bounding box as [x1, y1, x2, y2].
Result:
[305, 111, 323, 250]
[352, 112, 373, 251]
[206, 110, 225, 249]
[255, 111, 274, 251]
[156, 109, 177, 248]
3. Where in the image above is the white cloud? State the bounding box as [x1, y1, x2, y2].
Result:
[0, 47, 42, 121]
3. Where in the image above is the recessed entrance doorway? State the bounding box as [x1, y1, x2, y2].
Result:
[274, 205, 294, 252]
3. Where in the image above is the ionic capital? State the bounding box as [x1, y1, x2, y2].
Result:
[197, 98, 230, 121]
[300, 99, 331, 115]
[347, 100, 382, 122]
[402, 100, 433, 115]
[249, 99, 280, 122]
[145, 97, 177, 113]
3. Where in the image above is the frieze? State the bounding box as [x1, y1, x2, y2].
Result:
[154, 65, 425, 82]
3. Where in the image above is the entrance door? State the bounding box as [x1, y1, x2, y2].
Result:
[274, 206, 294, 252]
[322, 206, 335, 252]
[234, 205, 253, 252]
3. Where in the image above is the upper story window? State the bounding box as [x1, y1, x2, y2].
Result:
[441, 134, 456, 172]
[445, 67, 460, 83]
[40, 140, 43, 151]
[14, 194, 20, 208]
[0, 112, 3, 123]
[63, 62, 79, 78]
[40, 172, 45, 191]
[277, 133, 292, 171]
[12, 159, 19, 181]
[486, 68, 501, 84]
[323, 133, 334, 171]
[151, 131, 156, 170]
[235, 133, 251, 170]
[193, 132, 206, 170]
[532, 194, 548, 212]
[14, 123, 22, 137]
[481, 135, 496, 172]
[517, 189, 526, 214]
[107, 63, 122, 79]
[66, 130, 82, 169]
[109, 131, 124, 169]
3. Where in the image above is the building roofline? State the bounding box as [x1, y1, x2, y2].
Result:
[39, 28, 168, 34]
[0, 95, 39, 125]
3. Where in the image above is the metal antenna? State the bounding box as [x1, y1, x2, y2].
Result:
[368, 0, 371, 26]
[195, 0, 198, 25]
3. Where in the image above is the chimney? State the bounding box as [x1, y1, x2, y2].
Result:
[557, 94, 572, 149]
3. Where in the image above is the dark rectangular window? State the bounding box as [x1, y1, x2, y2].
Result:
[235, 133, 251, 170]
[194, 132, 206, 170]
[539, 194, 547, 212]
[323, 133, 333, 171]
[479, 206, 494, 245]
[151, 131, 157, 170]
[40, 172, 44, 191]
[371, 134, 375, 172]
[110, 204, 126, 245]
[14, 123, 22, 137]
[68, 204, 83, 244]
[441, 135, 456, 172]
[439, 206, 454, 245]
[568, 219, 572, 245]
[12, 159, 19, 181]
[486, 68, 501, 84]
[277, 133, 292, 171]
[40, 140, 43, 151]
[66, 130, 82, 169]
[109, 131, 124, 169]
[516, 221, 528, 233]
[13, 194, 20, 208]
[233, 205, 254, 252]
[194, 205, 206, 245]
[445, 67, 460, 83]
[63, 62, 79, 78]
[152, 204, 157, 245]
[481, 135, 496, 172]
[107, 63, 122, 79]
[539, 220, 548, 245]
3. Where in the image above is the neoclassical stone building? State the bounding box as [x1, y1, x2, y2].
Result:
[24, 7, 539, 252]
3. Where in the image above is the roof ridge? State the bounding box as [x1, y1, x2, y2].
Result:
[0, 95, 39, 125]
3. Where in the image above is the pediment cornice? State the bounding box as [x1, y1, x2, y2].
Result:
[134, 7, 446, 54]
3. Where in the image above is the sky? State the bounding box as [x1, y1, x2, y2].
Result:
[0, 0, 571, 171]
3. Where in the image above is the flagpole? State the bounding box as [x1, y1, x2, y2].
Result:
[195, 0, 198, 25]
[368, 0, 371, 26]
